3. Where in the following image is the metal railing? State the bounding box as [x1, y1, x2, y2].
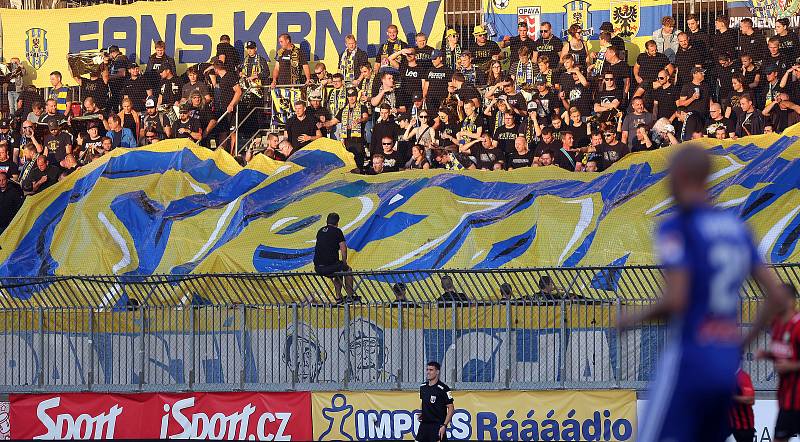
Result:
[0, 265, 792, 393]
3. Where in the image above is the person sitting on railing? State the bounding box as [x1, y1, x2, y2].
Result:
[313, 212, 359, 304]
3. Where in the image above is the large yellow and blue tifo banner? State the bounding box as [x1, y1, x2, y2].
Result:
[4, 128, 800, 285]
[311, 390, 637, 440]
[0, 0, 444, 88]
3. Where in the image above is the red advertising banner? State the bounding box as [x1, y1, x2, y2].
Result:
[10, 391, 311, 440]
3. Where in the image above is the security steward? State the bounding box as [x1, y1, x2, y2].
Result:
[417, 361, 454, 442]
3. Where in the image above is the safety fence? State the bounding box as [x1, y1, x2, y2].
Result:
[0, 265, 791, 393]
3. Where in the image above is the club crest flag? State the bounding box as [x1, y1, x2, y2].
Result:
[25, 28, 48, 70]
[610, 0, 640, 38]
[562, 0, 593, 35]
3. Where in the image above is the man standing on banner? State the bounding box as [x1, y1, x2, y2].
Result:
[727, 367, 755, 442]
[757, 284, 800, 442]
[618, 146, 789, 441]
[417, 361, 454, 442]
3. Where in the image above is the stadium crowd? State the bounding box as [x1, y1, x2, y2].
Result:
[0, 15, 800, 231]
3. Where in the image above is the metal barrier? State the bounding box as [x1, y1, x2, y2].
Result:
[0, 265, 791, 393]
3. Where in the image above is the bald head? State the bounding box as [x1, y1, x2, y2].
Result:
[670, 145, 710, 207]
[709, 103, 721, 113]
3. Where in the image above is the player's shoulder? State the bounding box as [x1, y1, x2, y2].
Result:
[437, 381, 451, 391]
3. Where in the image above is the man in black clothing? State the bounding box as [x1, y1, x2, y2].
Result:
[417, 361, 454, 442]
[423, 50, 452, 111]
[714, 53, 739, 103]
[685, 15, 710, 61]
[532, 21, 563, 63]
[0, 143, 19, 180]
[468, 25, 500, 69]
[157, 65, 182, 108]
[678, 66, 710, 115]
[501, 22, 536, 63]
[313, 212, 356, 303]
[597, 129, 629, 170]
[0, 172, 23, 234]
[285, 101, 321, 149]
[144, 41, 176, 99]
[674, 33, 703, 88]
[43, 119, 72, 163]
[121, 63, 149, 112]
[737, 19, 768, 66]
[73, 66, 110, 111]
[211, 60, 242, 149]
[370, 105, 401, 156]
[599, 22, 626, 52]
[711, 16, 738, 60]
[635, 40, 671, 87]
[28, 155, 60, 195]
[106, 45, 129, 112]
[216, 35, 241, 73]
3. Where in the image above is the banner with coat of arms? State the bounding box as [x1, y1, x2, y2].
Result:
[24, 28, 49, 70]
[610, 0, 640, 38]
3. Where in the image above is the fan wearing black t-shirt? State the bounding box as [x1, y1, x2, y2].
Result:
[635, 41, 671, 87]
[313, 212, 357, 303]
[285, 101, 322, 150]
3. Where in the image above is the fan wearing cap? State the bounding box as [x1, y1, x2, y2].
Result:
[42, 119, 73, 163]
[171, 103, 202, 141]
[376, 24, 408, 69]
[139, 97, 170, 145]
[306, 90, 332, 138]
[0, 119, 18, 157]
[677, 66, 710, 115]
[121, 62, 149, 113]
[77, 120, 105, 159]
[157, 64, 182, 108]
[763, 63, 783, 107]
[468, 25, 500, 70]
[422, 50, 453, 111]
[105, 46, 129, 110]
[599, 22, 626, 53]
[143, 41, 177, 100]
[328, 88, 369, 171]
[240, 41, 270, 91]
[441, 28, 463, 71]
